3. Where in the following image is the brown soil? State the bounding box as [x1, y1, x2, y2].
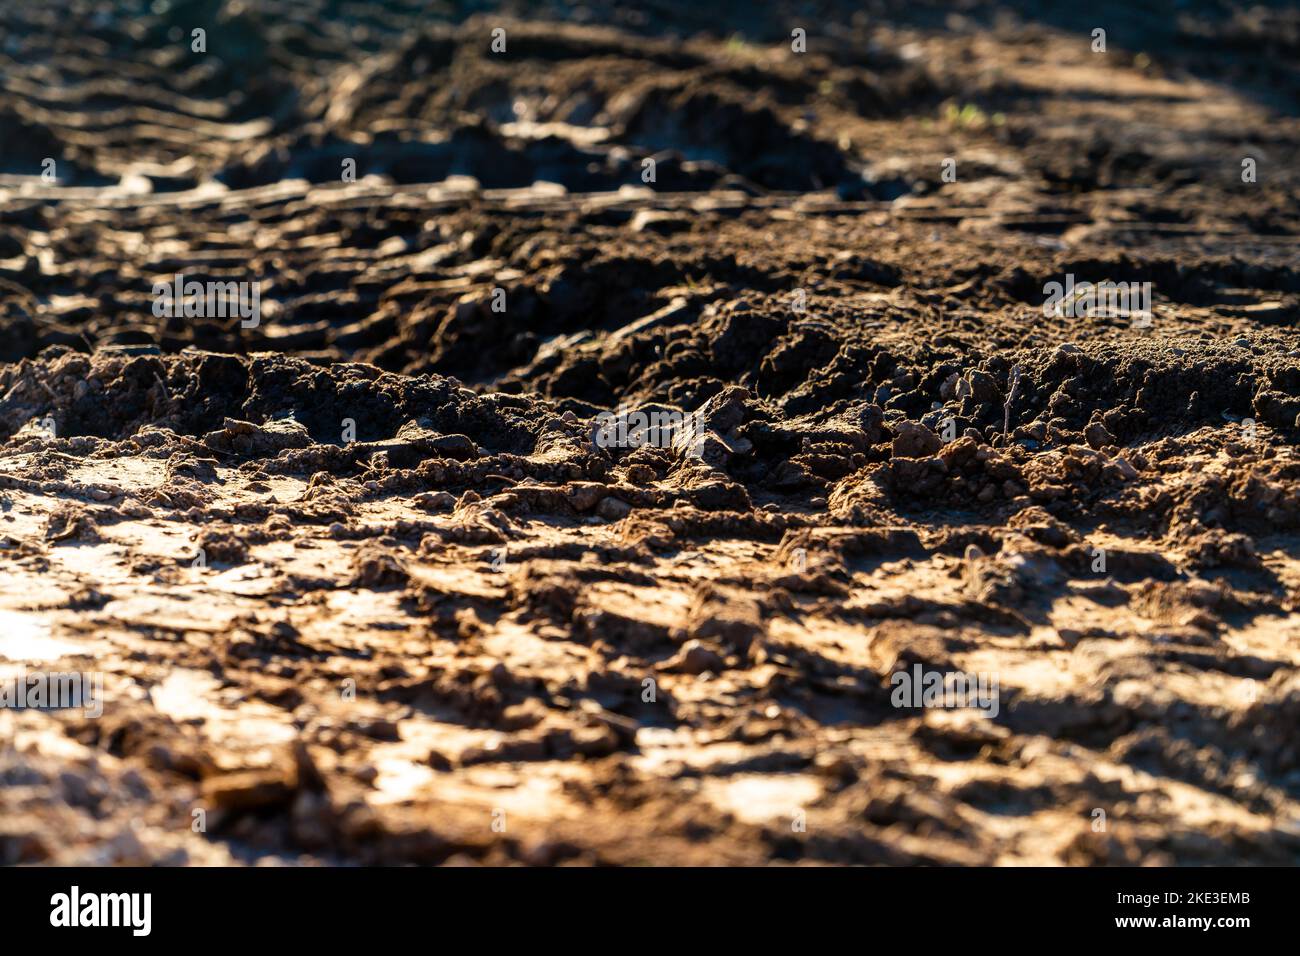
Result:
[2, 0, 1299, 865]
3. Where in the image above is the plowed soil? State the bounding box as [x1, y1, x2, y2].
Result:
[2, 0, 1300, 865]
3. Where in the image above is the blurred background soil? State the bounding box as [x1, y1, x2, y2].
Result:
[1, 0, 1299, 864]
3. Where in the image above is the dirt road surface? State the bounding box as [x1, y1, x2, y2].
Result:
[2, 0, 1299, 865]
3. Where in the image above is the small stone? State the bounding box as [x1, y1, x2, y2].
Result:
[1084, 421, 1115, 450]
[564, 482, 606, 512]
[892, 421, 942, 458]
[414, 491, 456, 512]
[202, 768, 296, 812]
[596, 496, 632, 521]
[660, 639, 725, 675]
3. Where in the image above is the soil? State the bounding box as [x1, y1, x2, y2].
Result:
[2, 0, 1299, 865]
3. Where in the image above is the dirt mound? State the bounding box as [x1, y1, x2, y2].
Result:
[2, 0, 1299, 866]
